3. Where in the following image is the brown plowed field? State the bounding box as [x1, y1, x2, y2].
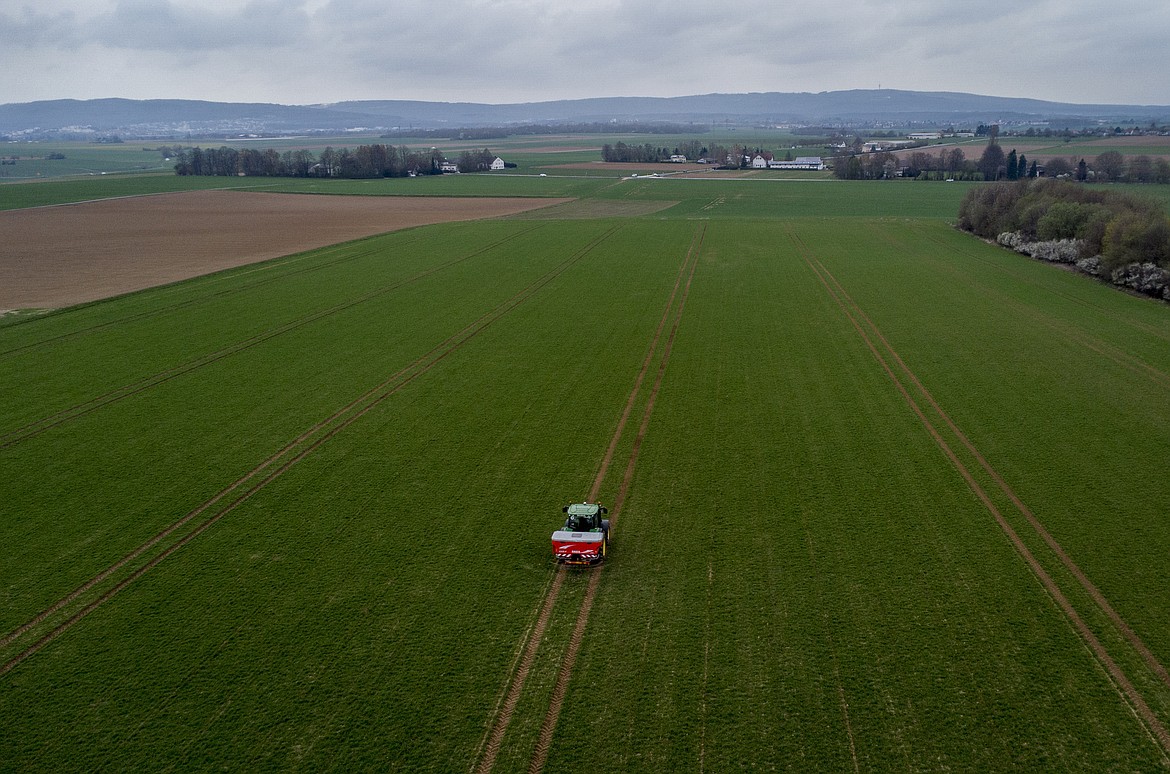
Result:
[0, 191, 568, 309]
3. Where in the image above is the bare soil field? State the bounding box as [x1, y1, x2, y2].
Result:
[0, 191, 568, 309]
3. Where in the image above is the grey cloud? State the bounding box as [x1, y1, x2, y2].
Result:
[2, 0, 316, 53]
[86, 0, 312, 51]
[2, 0, 1168, 106]
[0, 6, 82, 47]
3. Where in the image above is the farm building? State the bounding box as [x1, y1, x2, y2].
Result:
[490, 157, 506, 171]
[440, 161, 459, 173]
[669, 154, 687, 163]
[768, 157, 826, 170]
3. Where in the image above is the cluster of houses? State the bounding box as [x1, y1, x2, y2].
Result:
[667, 152, 826, 170]
[439, 156, 506, 173]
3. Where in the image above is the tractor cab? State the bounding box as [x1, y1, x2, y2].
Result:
[551, 502, 611, 565]
[563, 502, 606, 533]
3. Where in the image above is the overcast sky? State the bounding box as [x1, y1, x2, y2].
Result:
[2, 0, 1168, 107]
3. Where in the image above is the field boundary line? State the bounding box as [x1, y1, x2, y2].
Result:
[793, 232, 1170, 758]
[0, 227, 545, 448]
[472, 225, 705, 774]
[527, 224, 705, 774]
[0, 226, 615, 674]
[806, 239, 1170, 692]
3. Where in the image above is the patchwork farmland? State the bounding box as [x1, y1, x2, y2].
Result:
[2, 176, 1170, 771]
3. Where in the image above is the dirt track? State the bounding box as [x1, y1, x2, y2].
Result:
[0, 191, 567, 309]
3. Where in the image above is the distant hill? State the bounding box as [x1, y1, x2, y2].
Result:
[2, 91, 1168, 138]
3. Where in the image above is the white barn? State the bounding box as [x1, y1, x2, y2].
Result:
[768, 156, 826, 170]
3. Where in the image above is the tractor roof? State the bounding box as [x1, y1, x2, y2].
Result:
[565, 503, 601, 516]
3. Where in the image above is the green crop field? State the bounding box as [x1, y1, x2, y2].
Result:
[2, 173, 1170, 771]
[0, 142, 175, 181]
[0, 173, 284, 210]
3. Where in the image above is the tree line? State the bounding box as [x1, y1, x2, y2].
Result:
[173, 145, 503, 178]
[601, 141, 821, 167]
[976, 144, 1170, 183]
[835, 141, 1170, 183]
[601, 142, 679, 163]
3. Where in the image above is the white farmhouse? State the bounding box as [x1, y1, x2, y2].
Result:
[669, 154, 687, 163]
[490, 157, 506, 170]
[751, 155, 768, 168]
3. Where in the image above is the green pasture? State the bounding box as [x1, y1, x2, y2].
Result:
[0, 142, 173, 181]
[1, 176, 1170, 770]
[0, 173, 276, 210]
[1053, 143, 1170, 158]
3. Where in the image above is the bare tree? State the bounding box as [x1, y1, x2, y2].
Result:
[978, 142, 1006, 180]
[1043, 157, 1072, 177]
[1126, 155, 1153, 183]
[1094, 151, 1125, 182]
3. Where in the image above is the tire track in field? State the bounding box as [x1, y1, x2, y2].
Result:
[527, 225, 704, 774]
[791, 232, 1170, 758]
[0, 236, 413, 358]
[698, 558, 713, 773]
[0, 226, 614, 676]
[471, 225, 705, 774]
[830, 225, 1170, 691]
[895, 226, 1170, 390]
[0, 228, 543, 449]
[801, 527, 860, 773]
